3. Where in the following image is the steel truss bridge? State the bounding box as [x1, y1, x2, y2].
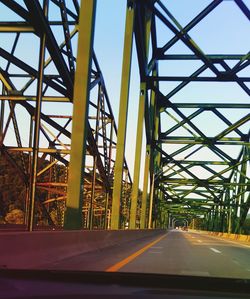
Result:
[0, 0, 249, 234]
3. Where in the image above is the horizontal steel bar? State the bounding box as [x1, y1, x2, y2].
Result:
[163, 160, 229, 165]
[158, 54, 249, 60]
[160, 140, 248, 145]
[160, 137, 243, 141]
[5, 147, 70, 154]
[0, 95, 70, 102]
[165, 103, 250, 109]
[0, 26, 34, 32]
[149, 76, 250, 82]
[162, 179, 249, 186]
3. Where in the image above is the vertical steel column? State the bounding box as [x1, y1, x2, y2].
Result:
[211, 206, 215, 231]
[192, 219, 195, 229]
[0, 99, 4, 136]
[25, 115, 34, 226]
[88, 85, 101, 229]
[148, 173, 155, 229]
[28, 0, 48, 231]
[64, 0, 96, 229]
[228, 205, 232, 233]
[168, 213, 171, 228]
[104, 119, 114, 229]
[231, 171, 238, 232]
[111, 1, 135, 229]
[130, 6, 152, 229]
[159, 191, 164, 228]
[206, 211, 211, 230]
[165, 210, 169, 229]
[140, 146, 150, 228]
[148, 66, 159, 229]
[108, 119, 114, 175]
[129, 84, 146, 229]
[219, 205, 225, 232]
[104, 192, 109, 229]
[234, 148, 248, 233]
[214, 205, 219, 231]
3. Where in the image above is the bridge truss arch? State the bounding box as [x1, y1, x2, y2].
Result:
[0, 0, 249, 233]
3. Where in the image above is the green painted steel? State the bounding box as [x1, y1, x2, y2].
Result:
[140, 146, 151, 229]
[130, 83, 147, 229]
[130, 6, 152, 229]
[130, 0, 249, 234]
[28, 1, 48, 231]
[64, 1, 96, 229]
[111, 1, 135, 229]
[1, 0, 249, 233]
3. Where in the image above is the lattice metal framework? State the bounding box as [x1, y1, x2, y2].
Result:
[0, 0, 249, 233]
[0, 0, 131, 230]
[129, 0, 249, 233]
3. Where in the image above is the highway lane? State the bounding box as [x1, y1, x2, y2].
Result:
[42, 232, 167, 271]
[118, 230, 250, 279]
[46, 230, 250, 279]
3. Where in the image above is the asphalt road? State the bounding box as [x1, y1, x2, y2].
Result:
[119, 230, 250, 279]
[47, 230, 250, 279]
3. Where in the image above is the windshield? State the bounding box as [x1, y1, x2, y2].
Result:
[0, 0, 249, 281]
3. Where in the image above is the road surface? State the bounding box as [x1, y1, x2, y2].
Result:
[47, 230, 250, 279]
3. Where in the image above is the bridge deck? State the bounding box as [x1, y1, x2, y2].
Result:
[41, 230, 250, 279]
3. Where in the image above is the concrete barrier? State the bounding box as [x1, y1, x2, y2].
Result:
[0, 229, 166, 269]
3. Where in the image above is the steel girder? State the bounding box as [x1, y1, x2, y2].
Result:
[0, 0, 132, 230]
[131, 0, 249, 232]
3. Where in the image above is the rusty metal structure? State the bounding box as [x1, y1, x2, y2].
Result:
[0, 0, 249, 233]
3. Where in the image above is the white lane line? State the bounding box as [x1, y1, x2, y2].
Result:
[148, 251, 162, 254]
[151, 246, 163, 249]
[210, 247, 221, 254]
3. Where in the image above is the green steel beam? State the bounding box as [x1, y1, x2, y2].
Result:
[209, 157, 249, 181]
[0, 96, 70, 102]
[160, 54, 250, 60]
[171, 103, 250, 109]
[149, 76, 250, 82]
[130, 83, 147, 229]
[234, 147, 249, 233]
[214, 114, 250, 141]
[140, 145, 151, 228]
[28, 1, 47, 231]
[111, 1, 135, 229]
[160, 137, 248, 145]
[148, 66, 160, 229]
[130, 6, 152, 229]
[148, 173, 155, 229]
[169, 160, 230, 166]
[161, 179, 248, 186]
[64, 0, 96, 229]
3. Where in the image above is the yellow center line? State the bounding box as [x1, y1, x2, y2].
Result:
[105, 233, 167, 272]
